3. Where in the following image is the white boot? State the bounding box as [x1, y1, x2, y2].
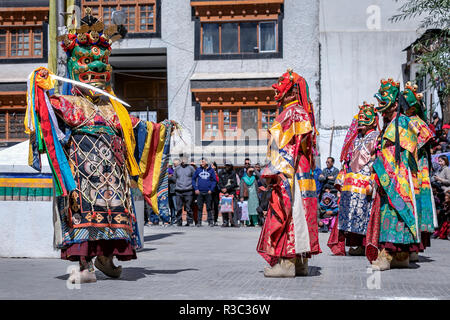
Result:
[371, 249, 392, 271]
[263, 258, 295, 278]
[68, 268, 97, 284]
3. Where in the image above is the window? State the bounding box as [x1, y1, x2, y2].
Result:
[201, 21, 277, 55]
[203, 109, 220, 139]
[0, 28, 43, 59]
[0, 111, 27, 141]
[82, 0, 157, 33]
[201, 107, 278, 141]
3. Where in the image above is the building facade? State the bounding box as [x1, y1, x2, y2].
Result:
[0, 0, 425, 168]
[0, 0, 49, 149]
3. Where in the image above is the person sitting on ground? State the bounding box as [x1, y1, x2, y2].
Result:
[318, 192, 339, 232]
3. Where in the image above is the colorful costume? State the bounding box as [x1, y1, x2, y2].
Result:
[257, 69, 321, 277]
[402, 82, 437, 252]
[24, 10, 176, 282]
[369, 78, 422, 270]
[328, 103, 379, 256]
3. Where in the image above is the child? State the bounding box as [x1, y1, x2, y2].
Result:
[318, 192, 338, 232]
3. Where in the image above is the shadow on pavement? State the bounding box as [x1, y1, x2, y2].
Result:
[409, 255, 434, 269]
[144, 232, 184, 243]
[137, 248, 156, 253]
[418, 255, 434, 263]
[55, 267, 198, 282]
[308, 266, 322, 277]
[100, 267, 199, 281]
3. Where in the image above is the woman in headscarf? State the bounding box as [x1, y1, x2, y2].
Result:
[240, 166, 259, 227]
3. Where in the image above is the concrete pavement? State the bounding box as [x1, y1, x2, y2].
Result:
[0, 225, 449, 300]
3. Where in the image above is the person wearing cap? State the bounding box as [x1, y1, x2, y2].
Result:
[218, 160, 239, 227]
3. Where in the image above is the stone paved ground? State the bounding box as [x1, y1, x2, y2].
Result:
[0, 225, 449, 300]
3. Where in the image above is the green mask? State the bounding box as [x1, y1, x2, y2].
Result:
[374, 78, 400, 113]
[357, 102, 377, 127]
[67, 44, 112, 91]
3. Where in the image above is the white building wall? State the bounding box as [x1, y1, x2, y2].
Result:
[114, 0, 320, 164]
[318, 0, 422, 168]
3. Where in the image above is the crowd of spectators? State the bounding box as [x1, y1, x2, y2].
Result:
[144, 114, 449, 240]
[145, 157, 269, 228]
[430, 113, 450, 239]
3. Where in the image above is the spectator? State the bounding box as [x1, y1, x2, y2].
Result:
[254, 163, 262, 181]
[319, 157, 339, 196]
[211, 161, 220, 226]
[238, 158, 251, 179]
[190, 160, 199, 224]
[168, 159, 178, 225]
[318, 192, 338, 232]
[218, 160, 239, 227]
[256, 178, 272, 227]
[192, 158, 217, 227]
[174, 157, 195, 226]
[444, 124, 450, 143]
[431, 112, 443, 132]
[433, 190, 450, 239]
[240, 166, 259, 227]
[431, 155, 450, 192]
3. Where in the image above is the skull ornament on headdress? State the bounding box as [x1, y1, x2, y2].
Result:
[357, 101, 377, 128]
[402, 81, 425, 117]
[374, 78, 400, 113]
[58, 8, 124, 91]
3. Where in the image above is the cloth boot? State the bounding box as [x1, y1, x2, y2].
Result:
[263, 258, 295, 278]
[94, 255, 122, 278]
[348, 246, 365, 256]
[371, 249, 393, 271]
[390, 252, 410, 268]
[295, 257, 309, 276]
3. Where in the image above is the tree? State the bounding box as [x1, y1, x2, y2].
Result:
[390, 0, 450, 123]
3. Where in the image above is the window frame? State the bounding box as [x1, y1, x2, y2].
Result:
[201, 105, 278, 141]
[199, 20, 278, 56]
[0, 92, 28, 143]
[258, 21, 277, 53]
[194, 11, 283, 60]
[0, 25, 48, 63]
[81, 0, 161, 38]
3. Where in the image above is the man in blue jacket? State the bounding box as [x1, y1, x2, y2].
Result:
[192, 158, 217, 227]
